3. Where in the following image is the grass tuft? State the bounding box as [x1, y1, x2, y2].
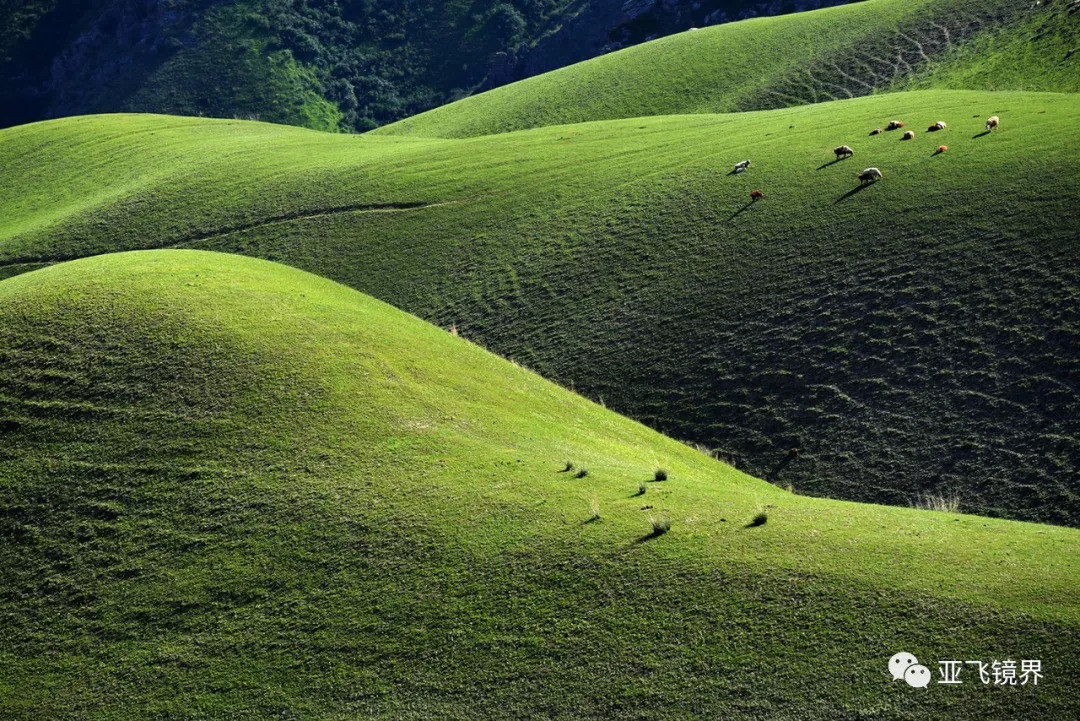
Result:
[747, 511, 768, 528]
[648, 513, 671, 536]
[911, 492, 962, 513]
[575, 466, 589, 479]
[654, 468, 668, 482]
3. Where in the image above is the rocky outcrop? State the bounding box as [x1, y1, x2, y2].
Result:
[2, 0, 202, 126]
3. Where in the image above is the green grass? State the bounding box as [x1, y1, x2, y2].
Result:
[1, 250, 1077, 719]
[893, 0, 1080, 95]
[376, 0, 1070, 138]
[2, 89, 1077, 525]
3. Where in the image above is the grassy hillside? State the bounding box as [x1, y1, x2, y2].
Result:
[1, 250, 1078, 719]
[378, 0, 1078, 138]
[2, 89, 1078, 525]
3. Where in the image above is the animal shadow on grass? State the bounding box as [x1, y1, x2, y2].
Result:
[816, 157, 845, 170]
[729, 200, 757, 219]
[972, 130, 991, 139]
[835, 182, 874, 203]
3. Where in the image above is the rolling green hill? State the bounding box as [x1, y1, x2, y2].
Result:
[2, 89, 1078, 525]
[1, 250, 1078, 719]
[378, 0, 1079, 138]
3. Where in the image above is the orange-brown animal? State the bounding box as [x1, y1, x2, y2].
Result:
[833, 145, 854, 159]
[902, 130, 915, 140]
[986, 115, 1000, 131]
[750, 190, 765, 201]
[857, 167, 882, 183]
[887, 120, 905, 130]
[936, 145, 948, 154]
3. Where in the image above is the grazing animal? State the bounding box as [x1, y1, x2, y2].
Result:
[750, 189, 765, 200]
[733, 159, 751, 173]
[986, 115, 1000, 131]
[887, 120, 905, 130]
[902, 130, 915, 140]
[870, 127, 883, 135]
[833, 145, 854, 159]
[936, 145, 948, 154]
[928, 121, 946, 132]
[857, 167, 882, 183]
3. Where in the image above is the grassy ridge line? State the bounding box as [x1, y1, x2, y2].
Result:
[378, 0, 932, 138]
[0, 114, 439, 247]
[1, 91, 1078, 527]
[375, 0, 1071, 139]
[0, 250, 1077, 718]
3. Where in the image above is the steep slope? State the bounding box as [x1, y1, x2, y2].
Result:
[2, 91, 1078, 525]
[1, 250, 1078, 719]
[379, 0, 1078, 138]
[480, 0, 854, 90]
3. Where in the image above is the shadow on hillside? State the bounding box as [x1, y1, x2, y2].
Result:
[728, 200, 757, 219]
[816, 157, 846, 170]
[834, 182, 874, 203]
[765, 455, 794, 482]
[972, 130, 991, 139]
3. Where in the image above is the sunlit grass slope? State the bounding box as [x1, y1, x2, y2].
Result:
[377, 0, 1077, 138]
[2, 89, 1078, 527]
[0, 250, 1077, 719]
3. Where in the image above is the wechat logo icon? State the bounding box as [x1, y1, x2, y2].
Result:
[890, 652, 930, 689]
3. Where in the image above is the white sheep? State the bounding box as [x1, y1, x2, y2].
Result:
[857, 167, 883, 183]
[986, 115, 1000, 131]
